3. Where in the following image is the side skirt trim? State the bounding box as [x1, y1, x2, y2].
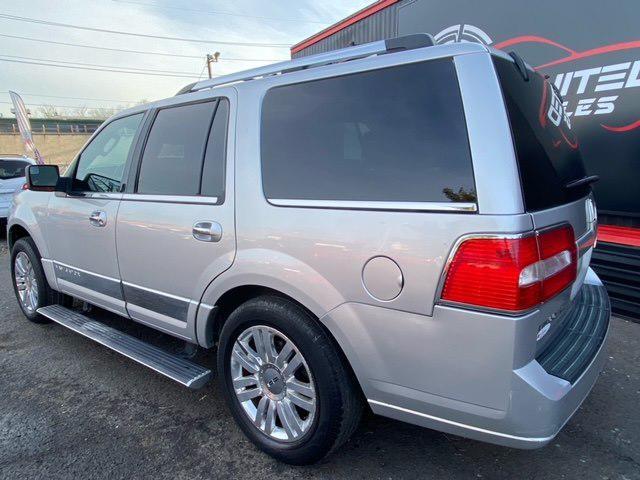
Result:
[122, 282, 190, 322]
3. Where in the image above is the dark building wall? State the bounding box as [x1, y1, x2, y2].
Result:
[292, 0, 640, 223]
[292, 4, 400, 58]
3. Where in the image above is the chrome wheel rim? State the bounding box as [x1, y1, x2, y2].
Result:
[230, 325, 316, 442]
[14, 252, 39, 314]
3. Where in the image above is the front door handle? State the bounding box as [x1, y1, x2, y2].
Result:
[193, 221, 222, 242]
[89, 210, 107, 227]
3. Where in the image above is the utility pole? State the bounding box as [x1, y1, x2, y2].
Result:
[206, 52, 220, 79]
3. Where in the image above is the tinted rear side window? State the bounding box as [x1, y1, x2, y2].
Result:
[138, 101, 215, 195]
[493, 56, 590, 211]
[261, 59, 476, 203]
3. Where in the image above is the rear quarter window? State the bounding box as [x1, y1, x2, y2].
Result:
[261, 59, 476, 204]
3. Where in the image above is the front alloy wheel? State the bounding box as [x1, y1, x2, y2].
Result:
[231, 325, 316, 442]
[14, 251, 39, 314]
[11, 236, 71, 323]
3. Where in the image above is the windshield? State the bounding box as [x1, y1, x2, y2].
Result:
[0, 159, 29, 180]
[493, 56, 591, 211]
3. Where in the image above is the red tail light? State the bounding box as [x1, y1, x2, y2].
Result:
[441, 225, 577, 313]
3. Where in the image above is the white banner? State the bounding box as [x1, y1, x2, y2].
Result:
[9, 91, 44, 165]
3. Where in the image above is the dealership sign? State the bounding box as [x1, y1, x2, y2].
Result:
[434, 24, 640, 130]
[397, 0, 640, 219]
[293, 0, 638, 219]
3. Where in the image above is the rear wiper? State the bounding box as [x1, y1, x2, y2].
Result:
[565, 175, 599, 189]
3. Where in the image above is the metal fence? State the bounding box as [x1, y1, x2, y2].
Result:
[0, 119, 103, 135]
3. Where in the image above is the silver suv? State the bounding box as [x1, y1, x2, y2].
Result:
[8, 35, 610, 465]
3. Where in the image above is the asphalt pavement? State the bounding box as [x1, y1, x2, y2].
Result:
[0, 239, 638, 480]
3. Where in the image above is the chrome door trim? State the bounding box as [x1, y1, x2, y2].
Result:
[56, 192, 123, 200]
[122, 281, 191, 322]
[121, 281, 191, 302]
[53, 260, 123, 300]
[122, 302, 192, 339]
[121, 193, 219, 205]
[53, 260, 120, 282]
[267, 199, 477, 213]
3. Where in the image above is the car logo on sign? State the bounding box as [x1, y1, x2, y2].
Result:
[434, 24, 493, 45]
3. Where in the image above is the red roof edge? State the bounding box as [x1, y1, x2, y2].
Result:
[291, 0, 400, 55]
[598, 225, 640, 248]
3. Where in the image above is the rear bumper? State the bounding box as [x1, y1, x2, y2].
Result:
[321, 268, 610, 448]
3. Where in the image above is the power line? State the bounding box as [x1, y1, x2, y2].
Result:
[0, 91, 137, 103]
[111, 0, 331, 24]
[0, 33, 287, 62]
[0, 100, 132, 109]
[0, 13, 291, 48]
[0, 57, 204, 79]
[0, 53, 202, 75]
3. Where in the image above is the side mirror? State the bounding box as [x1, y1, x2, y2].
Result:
[54, 176, 74, 194]
[25, 165, 59, 191]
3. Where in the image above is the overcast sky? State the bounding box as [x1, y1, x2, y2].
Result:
[0, 0, 371, 117]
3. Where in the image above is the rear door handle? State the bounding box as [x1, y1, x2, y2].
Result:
[192, 221, 222, 242]
[89, 210, 107, 227]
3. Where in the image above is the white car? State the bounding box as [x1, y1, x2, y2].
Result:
[0, 155, 35, 222]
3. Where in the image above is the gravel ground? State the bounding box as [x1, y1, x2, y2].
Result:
[0, 240, 638, 480]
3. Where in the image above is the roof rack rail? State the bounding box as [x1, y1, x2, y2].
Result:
[180, 33, 434, 94]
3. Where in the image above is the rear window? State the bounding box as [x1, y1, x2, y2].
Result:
[261, 59, 476, 204]
[0, 159, 29, 180]
[493, 56, 590, 211]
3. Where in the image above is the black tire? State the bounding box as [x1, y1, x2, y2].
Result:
[10, 237, 70, 323]
[217, 295, 362, 465]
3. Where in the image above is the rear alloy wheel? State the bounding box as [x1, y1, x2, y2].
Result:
[218, 295, 363, 465]
[230, 325, 316, 442]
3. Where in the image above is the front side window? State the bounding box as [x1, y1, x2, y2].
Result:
[137, 101, 216, 196]
[261, 59, 476, 204]
[75, 113, 143, 192]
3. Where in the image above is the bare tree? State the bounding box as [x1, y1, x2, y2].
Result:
[38, 104, 60, 118]
[71, 106, 90, 118]
[88, 106, 122, 119]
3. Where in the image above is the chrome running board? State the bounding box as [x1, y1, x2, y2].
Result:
[37, 304, 212, 389]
